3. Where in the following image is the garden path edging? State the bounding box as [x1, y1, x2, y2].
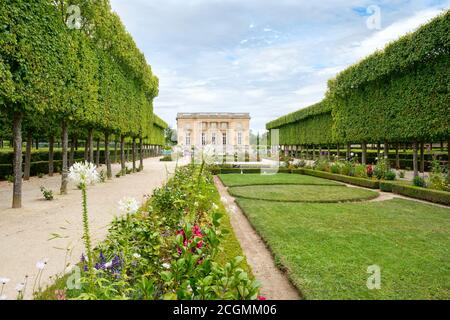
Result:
[213, 176, 301, 300]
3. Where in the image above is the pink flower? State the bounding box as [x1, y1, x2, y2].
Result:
[257, 296, 267, 300]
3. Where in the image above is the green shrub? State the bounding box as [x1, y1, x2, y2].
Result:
[353, 164, 368, 178]
[159, 155, 172, 162]
[398, 170, 406, 179]
[40, 187, 54, 201]
[413, 176, 427, 188]
[428, 160, 448, 191]
[390, 184, 450, 206]
[302, 169, 380, 189]
[384, 171, 396, 181]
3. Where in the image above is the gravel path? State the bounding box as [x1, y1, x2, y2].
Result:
[214, 176, 301, 300]
[0, 157, 177, 300]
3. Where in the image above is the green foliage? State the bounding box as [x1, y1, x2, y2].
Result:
[392, 183, 450, 206]
[329, 11, 449, 143]
[266, 12, 449, 145]
[52, 165, 258, 300]
[413, 176, 427, 188]
[428, 160, 449, 191]
[0, 0, 164, 142]
[40, 187, 54, 201]
[302, 168, 381, 189]
[266, 101, 334, 145]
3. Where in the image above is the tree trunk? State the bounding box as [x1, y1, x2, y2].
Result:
[49, 135, 55, 176]
[84, 138, 88, 161]
[114, 140, 118, 163]
[88, 129, 93, 163]
[60, 121, 69, 195]
[12, 112, 23, 208]
[120, 135, 125, 176]
[69, 136, 75, 167]
[377, 143, 381, 156]
[346, 143, 351, 160]
[139, 136, 144, 171]
[132, 138, 136, 172]
[447, 137, 450, 171]
[361, 142, 367, 165]
[95, 138, 100, 167]
[395, 143, 400, 169]
[105, 132, 112, 180]
[336, 144, 340, 161]
[420, 142, 425, 173]
[24, 132, 32, 181]
[384, 141, 389, 159]
[318, 146, 322, 160]
[35, 138, 39, 150]
[413, 141, 419, 178]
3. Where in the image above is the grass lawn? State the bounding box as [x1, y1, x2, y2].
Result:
[228, 184, 379, 203]
[236, 198, 450, 299]
[219, 173, 342, 187]
[219, 173, 450, 299]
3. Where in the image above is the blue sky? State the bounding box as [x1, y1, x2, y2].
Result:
[110, 0, 449, 133]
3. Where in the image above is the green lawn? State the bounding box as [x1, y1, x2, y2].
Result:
[229, 184, 379, 203]
[236, 198, 450, 300]
[219, 173, 342, 187]
[219, 173, 450, 299]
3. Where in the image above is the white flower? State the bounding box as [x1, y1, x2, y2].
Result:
[351, 153, 355, 156]
[118, 197, 140, 215]
[212, 203, 219, 211]
[36, 258, 49, 270]
[15, 283, 25, 292]
[104, 261, 113, 269]
[162, 263, 171, 269]
[69, 161, 100, 186]
[0, 277, 10, 285]
[65, 265, 74, 274]
[132, 253, 141, 259]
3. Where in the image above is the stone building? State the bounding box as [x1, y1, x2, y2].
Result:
[176, 113, 251, 152]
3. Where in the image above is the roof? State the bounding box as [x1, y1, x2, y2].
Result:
[177, 112, 251, 120]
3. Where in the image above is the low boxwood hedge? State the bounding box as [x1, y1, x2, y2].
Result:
[301, 169, 380, 189]
[381, 181, 450, 206]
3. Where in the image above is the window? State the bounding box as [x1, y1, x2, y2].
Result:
[212, 132, 216, 145]
[222, 132, 227, 145]
[238, 132, 242, 145]
[186, 132, 191, 146]
[202, 132, 206, 145]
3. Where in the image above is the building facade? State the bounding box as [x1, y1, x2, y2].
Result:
[177, 113, 251, 151]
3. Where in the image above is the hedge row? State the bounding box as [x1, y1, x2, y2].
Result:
[298, 169, 380, 189]
[267, 101, 334, 145]
[266, 11, 449, 145]
[380, 181, 450, 206]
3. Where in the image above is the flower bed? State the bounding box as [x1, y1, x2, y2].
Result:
[38, 164, 260, 300]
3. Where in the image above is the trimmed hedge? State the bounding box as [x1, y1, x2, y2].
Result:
[329, 11, 449, 143]
[266, 101, 334, 145]
[381, 181, 450, 206]
[301, 169, 380, 189]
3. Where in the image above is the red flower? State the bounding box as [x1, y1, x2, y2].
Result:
[257, 296, 267, 300]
